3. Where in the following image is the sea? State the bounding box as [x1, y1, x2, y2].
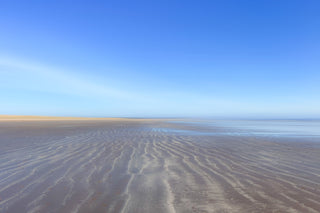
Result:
[168, 119, 320, 138]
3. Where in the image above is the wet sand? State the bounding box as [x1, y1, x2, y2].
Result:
[0, 119, 319, 213]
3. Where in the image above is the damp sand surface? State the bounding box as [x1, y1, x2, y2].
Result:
[0, 119, 320, 213]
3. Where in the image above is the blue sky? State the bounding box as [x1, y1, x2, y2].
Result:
[0, 0, 319, 117]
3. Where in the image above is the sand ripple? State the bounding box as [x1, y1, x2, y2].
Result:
[0, 120, 319, 213]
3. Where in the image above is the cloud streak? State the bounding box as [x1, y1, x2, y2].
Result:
[0, 56, 147, 101]
[2, 56, 297, 117]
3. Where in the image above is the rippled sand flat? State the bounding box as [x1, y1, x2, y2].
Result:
[0, 119, 319, 213]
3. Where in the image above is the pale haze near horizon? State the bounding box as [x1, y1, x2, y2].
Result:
[0, 1, 319, 118]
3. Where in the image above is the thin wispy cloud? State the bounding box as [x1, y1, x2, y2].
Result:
[0, 56, 242, 116]
[1, 56, 319, 118]
[0, 56, 145, 101]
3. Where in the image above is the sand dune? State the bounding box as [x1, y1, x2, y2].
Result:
[0, 120, 319, 213]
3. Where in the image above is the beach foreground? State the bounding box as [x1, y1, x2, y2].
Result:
[0, 119, 319, 213]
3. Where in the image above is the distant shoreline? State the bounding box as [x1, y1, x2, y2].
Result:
[0, 115, 176, 121]
[0, 115, 126, 121]
[1, 115, 319, 121]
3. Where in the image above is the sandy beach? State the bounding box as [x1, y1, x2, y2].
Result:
[0, 118, 319, 213]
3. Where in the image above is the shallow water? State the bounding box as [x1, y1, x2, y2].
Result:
[168, 119, 320, 138]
